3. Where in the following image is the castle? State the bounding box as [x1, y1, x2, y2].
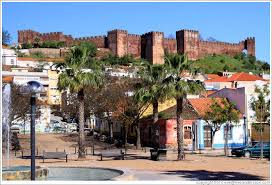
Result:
[18, 29, 255, 64]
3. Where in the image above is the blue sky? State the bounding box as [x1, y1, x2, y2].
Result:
[2, 2, 270, 62]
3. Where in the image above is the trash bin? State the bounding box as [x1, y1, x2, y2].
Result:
[157, 149, 167, 161]
[150, 148, 159, 161]
[150, 148, 167, 161]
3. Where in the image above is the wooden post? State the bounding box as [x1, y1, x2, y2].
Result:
[66, 155, 68, 163]
[100, 154, 103, 161]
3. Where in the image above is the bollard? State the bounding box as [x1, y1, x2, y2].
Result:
[74, 146, 77, 154]
[36, 148, 39, 155]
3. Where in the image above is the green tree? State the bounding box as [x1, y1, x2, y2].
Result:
[136, 64, 168, 148]
[3, 29, 11, 46]
[164, 54, 205, 160]
[57, 44, 103, 158]
[250, 84, 270, 159]
[204, 98, 239, 153]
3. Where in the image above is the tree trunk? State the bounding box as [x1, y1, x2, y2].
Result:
[176, 97, 185, 160]
[78, 89, 86, 158]
[108, 119, 113, 139]
[224, 123, 229, 156]
[260, 122, 263, 159]
[152, 101, 159, 148]
[136, 120, 141, 149]
[23, 117, 26, 135]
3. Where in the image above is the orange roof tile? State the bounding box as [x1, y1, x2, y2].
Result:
[2, 45, 9, 49]
[226, 72, 265, 81]
[202, 90, 218, 97]
[18, 57, 64, 62]
[188, 98, 225, 117]
[205, 76, 229, 82]
[207, 74, 220, 79]
[2, 76, 13, 83]
[205, 72, 266, 82]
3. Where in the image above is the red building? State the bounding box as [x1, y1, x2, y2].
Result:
[140, 102, 199, 149]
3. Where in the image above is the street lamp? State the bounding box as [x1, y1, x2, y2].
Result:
[243, 114, 247, 146]
[21, 81, 45, 180]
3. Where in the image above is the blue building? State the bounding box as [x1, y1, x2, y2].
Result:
[188, 98, 246, 150]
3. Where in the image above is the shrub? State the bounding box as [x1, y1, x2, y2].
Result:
[21, 43, 33, 49]
[223, 64, 230, 72]
[219, 59, 225, 63]
[30, 51, 45, 58]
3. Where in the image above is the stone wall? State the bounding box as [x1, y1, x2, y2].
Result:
[164, 38, 177, 54]
[128, 34, 141, 58]
[18, 29, 256, 62]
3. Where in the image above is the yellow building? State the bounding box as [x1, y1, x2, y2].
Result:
[47, 70, 61, 105]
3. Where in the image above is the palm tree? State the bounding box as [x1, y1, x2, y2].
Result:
[57, 44, 103, 158]
[136, 64, 168, 148]
[164, 54, 205, 160]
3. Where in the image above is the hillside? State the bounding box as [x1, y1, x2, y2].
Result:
[190, 54, 269, 75]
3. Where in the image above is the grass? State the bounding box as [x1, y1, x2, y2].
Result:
[190, 54, 268, 75]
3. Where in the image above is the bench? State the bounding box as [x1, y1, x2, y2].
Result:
[42, 151, 68, 163]
[99, 149, 125, 161]
[21, 149, 40, 159]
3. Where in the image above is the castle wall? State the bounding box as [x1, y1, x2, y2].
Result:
[74, 36, 106, 48]
[128, 34, 141, 58]
[18, 29, 256, 62]
[198, 41, 245, 58]
[164, 38, 177, 54]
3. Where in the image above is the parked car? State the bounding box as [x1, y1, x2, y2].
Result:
[231, 141, 258, 157]
[243, 142, 270, 158]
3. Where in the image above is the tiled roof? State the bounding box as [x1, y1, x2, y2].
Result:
[18, 57, 64, 62]
[226, 72, 266, 81]
[159, 102, 200, 120]
[202, 90, 218, 97]
[188, 98, 225, 117]
[205, 72, 266, 82]
[2, 76, 13, 83]
[207, 74, 220, 79]
[205, 76, 229, 82]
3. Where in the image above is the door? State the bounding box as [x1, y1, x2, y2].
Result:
[204, 126, 212, 148]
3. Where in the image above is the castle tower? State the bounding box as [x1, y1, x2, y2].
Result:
[176, 29, 200, 60]
[107, 29, 128, 57]
[141, 31, 164, 64]
[244, 37, 255, 57]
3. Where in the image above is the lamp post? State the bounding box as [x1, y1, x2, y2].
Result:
[21, 81, 45, 180]
[243, 114, 247, 146]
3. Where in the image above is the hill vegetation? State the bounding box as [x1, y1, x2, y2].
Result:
[190, 53, 270, 75]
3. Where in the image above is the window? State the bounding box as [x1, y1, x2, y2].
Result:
[184, 126, 192, 139]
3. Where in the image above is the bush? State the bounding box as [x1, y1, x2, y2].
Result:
[21, 43, 33, 49]
[30, 51, 45, 58]
[223, 64, 230, 72]
[262, 63, 270, 71]
[219, 59, 225, 63]
[78, 42, 97, 57]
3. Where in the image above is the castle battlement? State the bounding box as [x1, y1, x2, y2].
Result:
[128, 34, 141, 38]
[18, 28, 255, 62]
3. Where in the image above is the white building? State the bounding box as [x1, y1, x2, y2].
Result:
[2, 48, 17, 66]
